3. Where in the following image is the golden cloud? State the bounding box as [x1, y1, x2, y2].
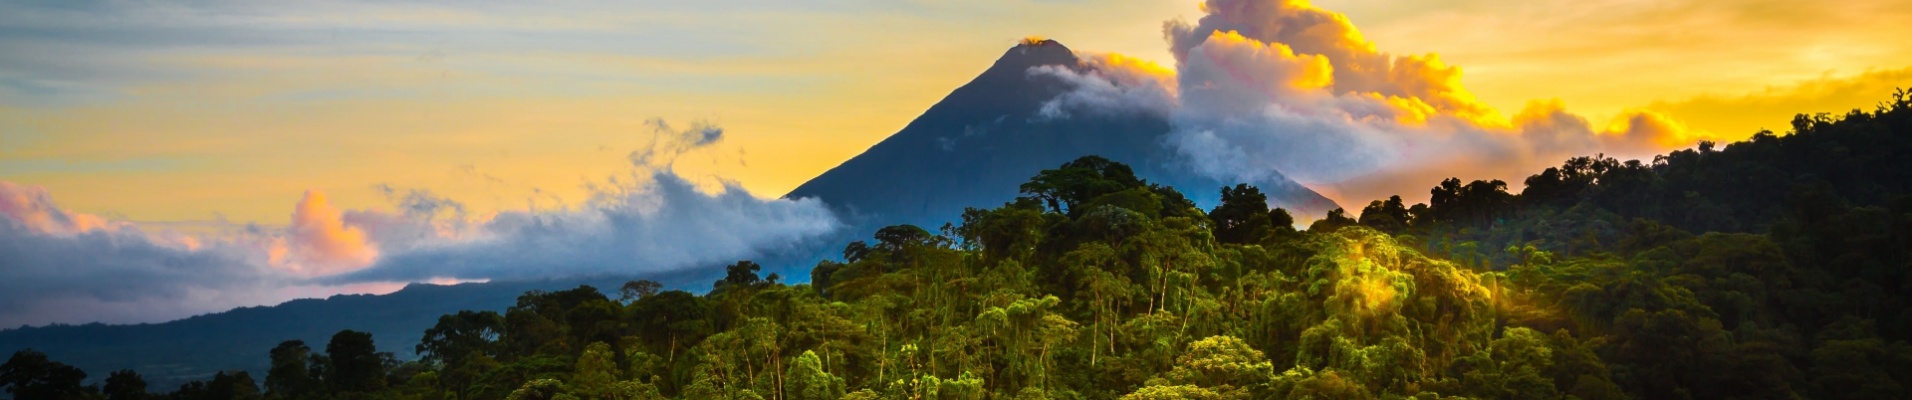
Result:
[270, 190, 379, 276]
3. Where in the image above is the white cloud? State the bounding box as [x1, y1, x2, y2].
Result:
[330, 172, 840, 283]
[0, 181, 275, 326]
[0, 120, 842, 327]
[1029, 53, 1178, 120]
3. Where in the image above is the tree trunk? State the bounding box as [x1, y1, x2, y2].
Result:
[1091, 290, 1101, 367]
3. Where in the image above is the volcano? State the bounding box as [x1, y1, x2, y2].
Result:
[786, 39, 1337, 235]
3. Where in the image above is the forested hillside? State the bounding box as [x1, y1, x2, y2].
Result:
[7, 90, 1910, 400]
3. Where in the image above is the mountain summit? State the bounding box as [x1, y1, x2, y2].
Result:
[786, 39, 1335, 234]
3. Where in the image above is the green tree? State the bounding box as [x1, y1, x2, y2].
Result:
[1269, 368, 1373, 400]
[570, 342, 618, 398]
[1210, 184, 1273, 245]
[1810, 334, 1911, 400]
[1121, 384, 1226, 400]
[1066, 242, 1134, 367]
[1129, 335, 1274, 399]
[629, 290, 711, 367]
[416, 310, 504, 398]
[957, 205, 1049, 266]
[783, 351, 844, 400]
[418, 311, 504, 366]
[1019, 155, 1146, 215]
[505, 378, 575, 400]
[975, 294, 1077, 391]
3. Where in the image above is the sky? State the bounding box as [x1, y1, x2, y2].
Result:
[2, 0, 1909, 326]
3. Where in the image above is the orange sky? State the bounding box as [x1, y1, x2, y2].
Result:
[3, 0, 1909, 224]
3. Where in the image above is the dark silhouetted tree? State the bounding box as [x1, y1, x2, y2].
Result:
[103, 369, 148, 400]
[0, 349, 90, 400]
[715, 260, 764, 293]
[1019, 155, 1146, 215]
[1210, 184, 1273, 245]
[620, 279, 664, 302]
[266, 340, 320, 400]
[325, 330, 388, 394]
[1308, 208, 1357, 232]
[1358, 195, 1410, 233]
[205, 370, 262, 400]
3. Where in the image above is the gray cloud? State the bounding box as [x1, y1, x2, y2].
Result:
[373, 184, 467, 221]
[331, 171, 840, 283]
[0, 118, 842, 326]
[337, 118, 839, 283]
[1027, 57, 1175, 121]
[0, 206, 273, 327]
[628, 119, 725, 169]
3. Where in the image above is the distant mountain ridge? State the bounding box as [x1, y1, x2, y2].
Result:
[785, 39, 1336, 235]
[0, 273, 679, 391]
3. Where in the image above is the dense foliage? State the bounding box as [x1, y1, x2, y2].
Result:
[6, 90, 1911, 400]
